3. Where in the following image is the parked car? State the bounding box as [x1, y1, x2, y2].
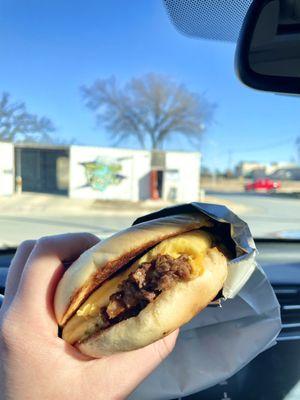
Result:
[245, 178, 281, 192]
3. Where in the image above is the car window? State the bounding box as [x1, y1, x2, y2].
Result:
[0, 0, 299, 247]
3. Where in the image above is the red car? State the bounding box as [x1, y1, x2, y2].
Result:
[245, 178, 281, 192]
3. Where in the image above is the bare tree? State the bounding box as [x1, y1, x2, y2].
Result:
[81, 74, 215, 149]
[0, 92, 55, 143]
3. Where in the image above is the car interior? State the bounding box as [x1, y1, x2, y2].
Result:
[1, 0, 300, 399]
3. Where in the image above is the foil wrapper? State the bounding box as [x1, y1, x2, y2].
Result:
[129, 202, 281, 400]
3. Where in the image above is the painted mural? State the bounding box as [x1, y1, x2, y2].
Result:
[81, 158, 126, 191]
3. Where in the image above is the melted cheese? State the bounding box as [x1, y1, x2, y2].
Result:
[63, 230, 212, 344]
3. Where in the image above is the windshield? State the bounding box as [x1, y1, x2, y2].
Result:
[0, 1, 299, 248]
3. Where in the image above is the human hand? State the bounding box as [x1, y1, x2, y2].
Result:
[0, 233, 178, 400]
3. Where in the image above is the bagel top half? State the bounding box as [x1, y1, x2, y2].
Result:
[54, 213, 212, 327]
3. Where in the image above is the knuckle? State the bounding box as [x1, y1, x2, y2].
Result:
[17, 239, 36, 253]
[83, 232, 100, 245]
[84, 231, 98, 239]
[0, 317, 10, 342]
[36, 235, 53, 249]
[75, 231, 98, 240]
[0, 310, 17, 346]
[0, 313, 33, 359]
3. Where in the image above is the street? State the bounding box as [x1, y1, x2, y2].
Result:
[0, 214, 136, 247]
[208, 192, 300, 238]
[1, 193, 300, 247]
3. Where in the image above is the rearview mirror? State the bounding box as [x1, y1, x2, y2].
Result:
[236, 0, 300, 94]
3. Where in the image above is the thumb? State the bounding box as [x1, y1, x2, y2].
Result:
[87, 330, 179, 399]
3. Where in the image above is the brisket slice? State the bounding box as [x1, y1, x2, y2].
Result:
[101, 254, 192, 327]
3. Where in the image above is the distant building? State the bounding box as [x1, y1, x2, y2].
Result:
[266, 162, 297, 175]
[0, 142, 201, 202]
[235, 161, 267, 178]
[235, 161, 299, 179]
[269, 167, 300, 181]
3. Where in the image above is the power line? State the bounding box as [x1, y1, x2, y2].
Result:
[230, 136, 295, 154]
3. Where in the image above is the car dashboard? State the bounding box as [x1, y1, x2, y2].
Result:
[0, 240, 299, 400]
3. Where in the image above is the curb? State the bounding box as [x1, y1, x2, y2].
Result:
[0, 208, 161, 218]
[269, 192, 300, 199]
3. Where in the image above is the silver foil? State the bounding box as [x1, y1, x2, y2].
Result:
[129, 202, 281, 400]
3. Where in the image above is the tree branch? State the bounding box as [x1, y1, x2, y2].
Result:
[0, 92, 55, 143]
[82, 73, 215, 150]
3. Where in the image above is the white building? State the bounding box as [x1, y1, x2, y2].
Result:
[0, 142, 14, 196]
[0, 142, 201, 203]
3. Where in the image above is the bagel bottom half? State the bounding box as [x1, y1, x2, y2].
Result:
[76, 245, 227, 357]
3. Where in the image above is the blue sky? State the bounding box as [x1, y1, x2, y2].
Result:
[0, 0, 299, 171]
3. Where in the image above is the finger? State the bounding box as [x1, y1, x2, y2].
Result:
[88, 330, 179, 398]
[3, 240, 36, 307]
[13, 232, 100, 330]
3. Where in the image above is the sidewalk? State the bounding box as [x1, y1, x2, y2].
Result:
[0, 192, 249, 217]
[0, 193, 172, 216]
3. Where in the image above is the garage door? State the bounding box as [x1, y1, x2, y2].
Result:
[15, 147, 69, 195]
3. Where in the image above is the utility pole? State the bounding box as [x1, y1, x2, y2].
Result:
[227, 149, 233, 177]
[296, 136, 300, 164]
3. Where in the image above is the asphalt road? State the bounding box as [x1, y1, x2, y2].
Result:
[0, 214, 136, 247]
[208, 192, 300, 238]
[1, 192, 300, 246]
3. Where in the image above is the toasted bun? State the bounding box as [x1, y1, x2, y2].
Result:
[77, 247, 227, 357]
[54, 214, 211, 326]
